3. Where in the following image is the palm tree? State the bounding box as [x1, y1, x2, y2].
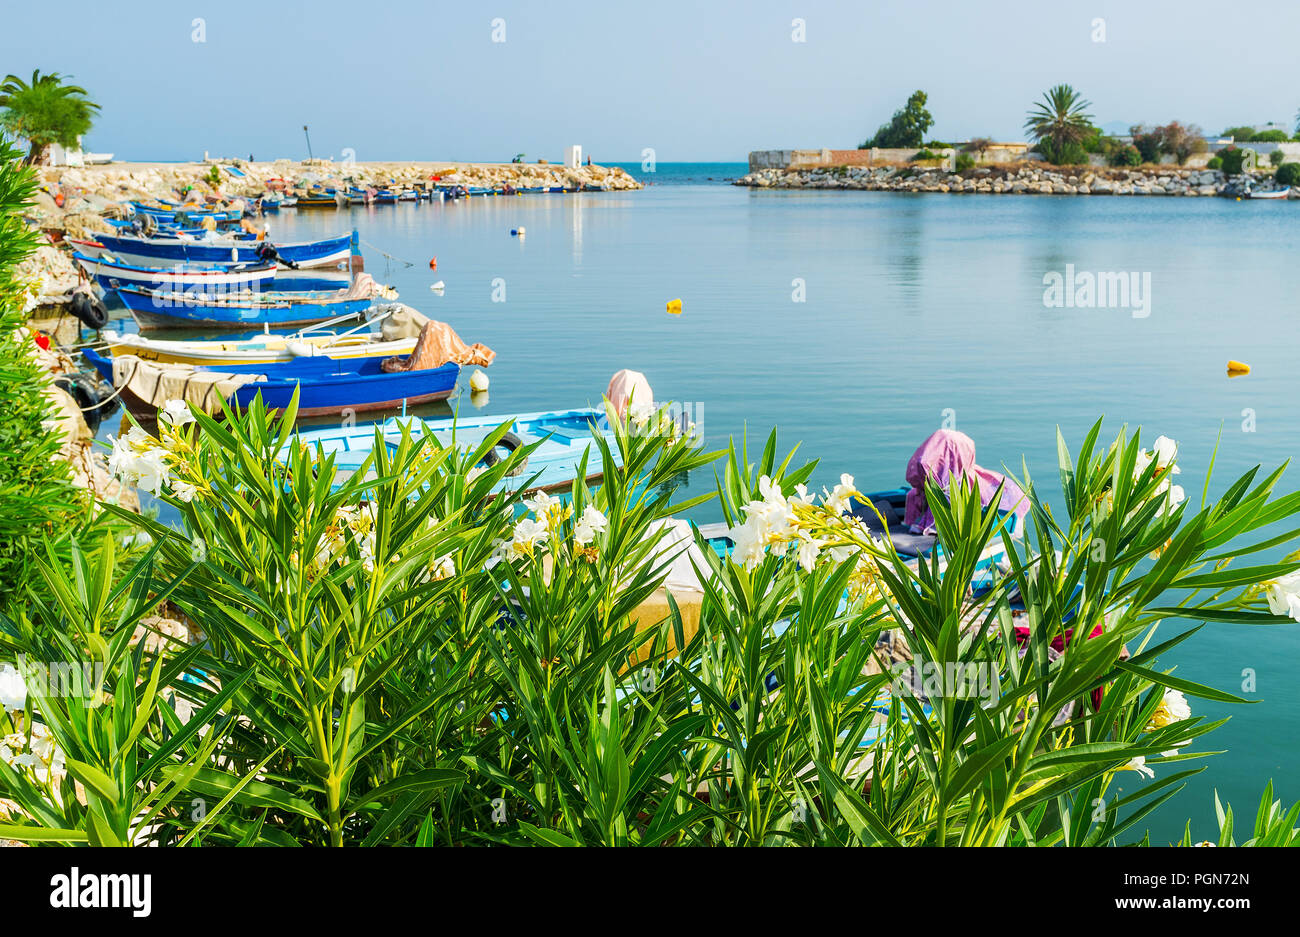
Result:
[1024, 84, 1094, 162]
[0, 70, 100, 164]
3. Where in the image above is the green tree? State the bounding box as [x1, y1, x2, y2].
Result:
[1157, 122, 1207, 165]
[1024, 85, 1094, 162]
[862, 90, 933, 149]
[0, 70, 99, 164]
[1222, 126, 1256, 142]
[1129, 125, 1164, 164]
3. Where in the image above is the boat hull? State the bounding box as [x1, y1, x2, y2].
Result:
[219, 357, 461, 415]
[74, 252, 276, 292]
[102, 329, 418, 365]
[292, 408, 618, 494]
[84, 232, 352, 269]
[116, 285, 371, 329]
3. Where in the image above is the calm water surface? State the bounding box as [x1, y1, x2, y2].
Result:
[97, 164, 1300, 840]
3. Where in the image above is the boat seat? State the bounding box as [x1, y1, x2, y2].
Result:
[849, 498, 937, 557]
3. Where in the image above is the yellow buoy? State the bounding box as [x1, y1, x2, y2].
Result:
[666, 298, 682, 315]
[1227, 360, 1251, 376]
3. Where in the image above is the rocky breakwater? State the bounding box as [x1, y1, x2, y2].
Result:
[735, 163, 1274, 197]
[34, 158, 641, 228]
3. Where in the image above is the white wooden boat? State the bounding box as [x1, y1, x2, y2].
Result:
[1249, 187, 1291, 200]
[100, 328, 418, 366]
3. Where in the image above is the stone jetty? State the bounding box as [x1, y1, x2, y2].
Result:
[735, 163, 1281, 197]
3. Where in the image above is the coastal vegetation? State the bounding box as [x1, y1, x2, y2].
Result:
[1024, 84, 1094, 165]
[0, 137, 82, 605]
[2, 215, 1300, 845]
[860, 90, 934, 149]
[0, 71, 99, 165]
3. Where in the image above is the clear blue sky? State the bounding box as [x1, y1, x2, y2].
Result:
[3, 0, 1297, 162]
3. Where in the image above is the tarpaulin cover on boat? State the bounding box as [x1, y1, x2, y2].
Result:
[903, 429, 1030, 534]
[380, 318, 495, 372]
[111, 353, 265, 415]
[605, 369, 652, 419]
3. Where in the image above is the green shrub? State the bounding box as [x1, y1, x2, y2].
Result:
[1206, 156, 1223, 170]
[1110, 145, 1142, 167]
[0, 137, 81, 607]
[911, 149, 939, 162]
[1252, 129, 1289, 143]
[955, 153, 975, 171]
[1039, 139, 1089, 165]
[1218, 146, 1253, 174]
[1275, 162, 1300, 187]
[3, 398, 1300, 847]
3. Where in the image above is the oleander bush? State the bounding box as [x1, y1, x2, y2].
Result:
[0, 136, 82, 609]
[2, 391, 1299, 846]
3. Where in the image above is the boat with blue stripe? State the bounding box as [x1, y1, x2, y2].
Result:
[113, 283, 372, 329]
[67, 230, 353, 269]
[83, 348, 461, 418]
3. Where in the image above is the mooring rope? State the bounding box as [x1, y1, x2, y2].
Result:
[360, 238, 416, 269]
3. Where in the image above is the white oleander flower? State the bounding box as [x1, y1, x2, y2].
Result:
[1263, 570, 1300, 622]
[823, 474, 858, 515]
[171, 480, 198, 503]
[0, 662, 27, 712]
[429, 553, 456, 581]
[507, 517, 549, 558]
[1124, 756, 1155, 779]
[573, 506, 608, 545]
[161, 398, 196, 426]
[795, 533, 823, 573]
[729, 513, 768, 570]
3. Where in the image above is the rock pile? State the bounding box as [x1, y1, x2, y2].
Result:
[735, 163, 1283, 197]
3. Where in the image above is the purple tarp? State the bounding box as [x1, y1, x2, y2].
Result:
[903, 430, 1030, 534]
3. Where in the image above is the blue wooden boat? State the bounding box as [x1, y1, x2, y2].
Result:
[291, 407, 619, 493]
[132, 201, 243, 224]
[83, 349, 460, 418]
[114, 283, 372, 329]
[373, 189, 398, 203]
[68, 231, 353, 269]
[73, 251, 277, 293]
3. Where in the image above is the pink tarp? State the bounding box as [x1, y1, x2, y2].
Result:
[903, 430, 1030, 534]
[605, 369, 653, 419]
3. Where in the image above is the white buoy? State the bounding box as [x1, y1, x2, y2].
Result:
[469, 368, 490, 392]
[429, 281, 445, 291]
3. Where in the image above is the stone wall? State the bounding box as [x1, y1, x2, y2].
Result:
[750, 147, 956, 171]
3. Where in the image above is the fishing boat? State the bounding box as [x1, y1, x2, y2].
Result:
[1249, 187, 1292, 200]
[280, 196, 299, 208]
[100, 327, 419, 366]
[397, 189, 419, 201]
[373, 189, 398, 204]
[113, 282, 374, 329]
[292, 408, 620, 493]
[66, 231, 353, 269]
[295, 190, 338, 209]
[73, 251, 277, 293]
[83, 348, 462, 418]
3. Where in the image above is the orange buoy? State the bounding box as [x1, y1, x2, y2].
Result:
[54, 192, 65, 208]
[428, 257, 437, 270]
[1227, 360, 1251, 376]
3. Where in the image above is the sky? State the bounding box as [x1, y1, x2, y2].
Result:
[3, 0, 1298, 162]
